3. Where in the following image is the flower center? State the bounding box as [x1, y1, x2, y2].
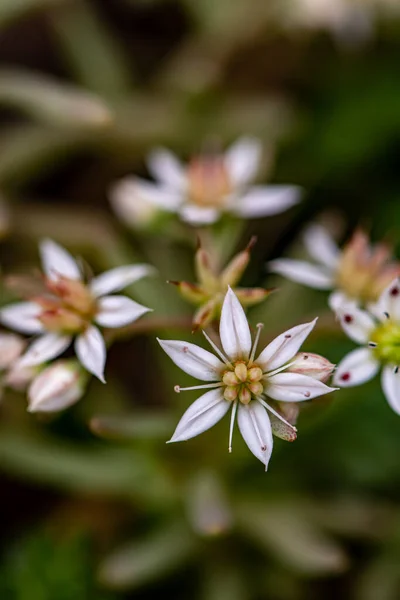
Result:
[370, 321, 400, 365]
[35, 277, 97, 334]
[222, 361, 264, 404]
[187, 157, 231, 208]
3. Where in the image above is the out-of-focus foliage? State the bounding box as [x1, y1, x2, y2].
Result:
[0, 0, 400, 599]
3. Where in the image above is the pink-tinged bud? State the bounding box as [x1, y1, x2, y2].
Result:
[27, 360, 87, 413]
[0, 333, 26, 370]
[235, 287, 275, 307]
[287, 352, 335, 383]
[109, 178, 160, 230]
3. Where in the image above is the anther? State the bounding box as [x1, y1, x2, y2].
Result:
[174, 385, 181, 393]
[304, 391, 311, 398]
[234, 362, 248, 382]
[384, 312, 390, 319]
[368, 342, 377, 348]
[395, 366, 399, 375]
[344, 314, 353, 323]
[183, 346, 189, 353]
[248, 366, 263, 382]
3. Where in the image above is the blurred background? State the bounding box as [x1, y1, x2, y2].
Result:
[1, 0, 400, 598]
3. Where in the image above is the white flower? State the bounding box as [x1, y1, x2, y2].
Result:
[27, 359, 87, 413]
[333, 277, 400, 415]
[269, 225, 400, 310]
[158, 288, 337, 470]
[110, 137, 301, 227]
[0, 239, 154, 382]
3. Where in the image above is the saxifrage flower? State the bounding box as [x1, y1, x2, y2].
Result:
[158, 288, 337, 470]
[0, 239, 153, 382]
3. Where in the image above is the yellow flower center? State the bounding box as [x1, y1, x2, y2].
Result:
[370, 320, 400, 365]
[222, 361, 264, 404]
[187, 157, 231, 208]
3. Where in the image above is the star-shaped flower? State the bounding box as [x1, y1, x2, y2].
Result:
[269, 224, 400, 310]
[333, 277, 400, 414]
[171, 237, 273, 330]
[0, 239, 153, 382]
[110, 137, 301, 227]
[158, 288, 337, 470]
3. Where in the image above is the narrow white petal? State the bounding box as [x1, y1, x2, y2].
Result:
[336, 305, 376, 344]
[17, 333, 71, 368]
[225, 136, 262, 187]
[333, 347, 379, 387]
[257, 319, 318, 372]
[112, 177, 182, 212]
[237, 402, 273, 469]
[179, 204, 220, 226]
[373, 278, 400, 322]
[158, 339, 224, 381]
[302, 223, 340, 268]
[169, 389, 229, 442]
[0, 302, 44, 334]
[267, 372, 337, 402]
[95, 295, 151, 328]
[231, 185, 301, 219]
[381, 365, 400, 415]
[90, 265, 155, 297]
[268, 258, 334, 289]
[220, 288, 252, 360]
[75, 326, 106, 383]
[147, 147, 186, 190]
[39, 238, 81, 281]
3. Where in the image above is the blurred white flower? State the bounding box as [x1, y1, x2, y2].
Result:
[110, 137, 301, 227]
[269, 225, 400, 310]
[158, 288, 336, 470]
[27, 359, 87, 413]
[333, 277, 400, 415]
[0, 239, 154, 382]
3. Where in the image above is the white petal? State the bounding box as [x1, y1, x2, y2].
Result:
[75, 326, 106, 383]
[90, 265, 155, 297]
[112, 176, 182, 212]
[39, 238, 81, 281]
[257, 319, 317, 372]
[17, 333, 71, 368]
[267, 372, 337, 402]
[381, 365, 400, 415]
[95, 295, 151, 328]
[0, 302, 44, 334]
[231, 185, 301, 219]
[225, 136, 262, 187]
[219, 288, 251, 360]
[179, 204, 220, 226]
[335, 305, 376, 344]
[157, 339, 224, 381]
[169, 389, 229, 442]
[237, 401, 273, 469]
[268, 258, 334, 289]
[372, 277, 400, 322]
[328, 291, 357, 312]
[302, 223, 340, 268]
[333, 347, 379, 387]
[147, 147, 186, 191]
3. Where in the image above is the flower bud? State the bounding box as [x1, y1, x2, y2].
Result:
[0, 333, 26, 370]
[287, 352, 335, 383]
[27, 360, 87, 413]
[4, 363, 38, 391]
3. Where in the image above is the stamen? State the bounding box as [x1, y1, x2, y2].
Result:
[175, 382, 223, 393]
[266, 359, 297, 379]
[228, 401, 238, 453]
[202, 330, 232, 367]
[257, 396, 297, 431]
[368, 342, 377, 348]
[249, 323, 264, 364]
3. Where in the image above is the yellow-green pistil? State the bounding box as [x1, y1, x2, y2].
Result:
[222, 362, 264, 404]
[370, 320, 400, 365]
